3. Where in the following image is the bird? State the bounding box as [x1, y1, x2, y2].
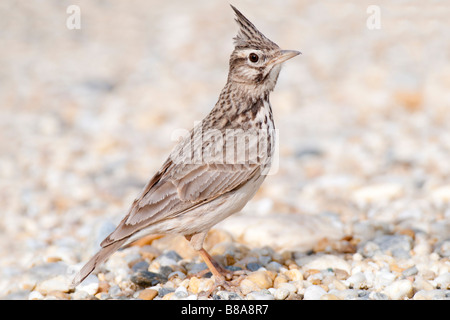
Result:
[71, 5, 300, 291]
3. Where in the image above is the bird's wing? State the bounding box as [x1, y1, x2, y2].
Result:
[100, 128, 263, 246]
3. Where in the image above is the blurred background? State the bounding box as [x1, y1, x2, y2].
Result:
[1, 0, 449, 295]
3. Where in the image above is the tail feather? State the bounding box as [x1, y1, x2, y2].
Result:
[71, 239, 127, 288]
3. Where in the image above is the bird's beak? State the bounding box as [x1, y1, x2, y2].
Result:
[271, 50, 301, 65]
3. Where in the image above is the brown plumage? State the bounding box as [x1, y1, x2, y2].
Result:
[71, 5, 300, 289]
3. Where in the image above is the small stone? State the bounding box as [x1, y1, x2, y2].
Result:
[302, 254, 351, 274]
[434, 240, 450, 257]
[246, 290, 274, 300]
[76, 274, 99, 295]
[108, 285, 122, 297]
[320, 294, 341, 300]
[352, 184, 403, 206]
[162, 291, 176, 300]
[35, 275, 71, 294]
[358, 235, 413, 258]
[266, 261, 283, 272]
[374, 270, 396, 289]
[274, 288, 290, 300]
[277, 282, 297, 294]
[188, 277, 214, 294]
[214, 290, 243, 300]
[285, 269, 303, 281]
[239, 279, 262, 295]
[433, 273, 450, 289]
[345, 272, 366, 289]
[303, 285, 327, 300]
[413, 276, 434, 291]
[273, 275, 288, 288]
[246, 262, 263, 272]
[138, 289, 158, 300]
[369, 292, 389, 300]
[186, 262, 208, 275]
[168, 271, 186, 280]
[383, 279, 413, 300]
[131, 260, 149, 272]
[332, 279, 347, 291]
[159, 265, 174, 278]
[334, 269, 349, 280]
[413, 289, 447, 300]
[402, 266, 418, 277]
[174, 286, 189, 298]
[28, 291, 44, 300]
[328, 289, 359, 300]
[97, 281, 110, 294]
[246, 271, 273, 290]
[158, 250, 182, 264]
[131, 270, 167, 287]
[158, 287, 175, 298]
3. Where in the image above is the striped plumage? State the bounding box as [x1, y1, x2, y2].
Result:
[72, 5, 300, 290]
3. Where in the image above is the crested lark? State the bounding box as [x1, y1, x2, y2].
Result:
[72, 5, 300, 289]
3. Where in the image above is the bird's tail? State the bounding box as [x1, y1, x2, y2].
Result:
[71, 238, 127, 288]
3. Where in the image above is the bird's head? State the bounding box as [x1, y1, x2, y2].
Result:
[228, 5, 300, 93]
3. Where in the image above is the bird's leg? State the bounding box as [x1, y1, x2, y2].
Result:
[185, 233, 243, 295]
[197, 248, 228, 283]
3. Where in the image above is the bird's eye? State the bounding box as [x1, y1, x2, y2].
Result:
[248, 53, 259, 63]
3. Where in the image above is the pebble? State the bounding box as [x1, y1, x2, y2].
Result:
[28, 291, 45, 300]
[383, 279, 413, 300]
[35, 275, 71, 294]
[433, 272, 450, 289]
[246, 290, 275, 300]
[285, 269, 303, 281]
[158, 287, 175, 298]
[245, 271, 273, 290]
[76, 275, 99, 295]
[174, 286, 189, 298]
[277, 282, 297, 294]
[413, 289, 449, 300]
[188, 277, 214, 294]
[434, 240, 450, 257]
[138, 289, 158, 300]
[358, 235, 413, 258]
[345, 272, 366, 289]
[302, 254, 351, 274]
[246, 262, 263, 272]
[320, 294, 341, 300]
[131, 271, 167, 288]
[274, 288, 290, 300]
[402, 265, 418, 277]
[214, 291, 243, 300]
[131, 261, 149, 272]
[303, 285, 327, 300]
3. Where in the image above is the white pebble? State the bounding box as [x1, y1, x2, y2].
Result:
[76, 274, 99, 295]
[374, 270, 396, 289]
[175, 286, 188, 298]
[28, 291, 44, 300]
[413, 289, 447, 300]
[303, 254, 351, 274]
[274, 288, 290, 300]
[35, 275, 71, 294]
[246, 290, 274, 300]
[277, 282, 297, 294]
[303, 285, 327, 300]
[433, 272, 450, 289]
[345, 272, 366, 289]
[383, 279, 413, 300]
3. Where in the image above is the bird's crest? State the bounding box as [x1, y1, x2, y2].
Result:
[231, 5, 279, 50]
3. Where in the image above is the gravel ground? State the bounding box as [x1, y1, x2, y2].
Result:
[1, 0, 449, 300]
